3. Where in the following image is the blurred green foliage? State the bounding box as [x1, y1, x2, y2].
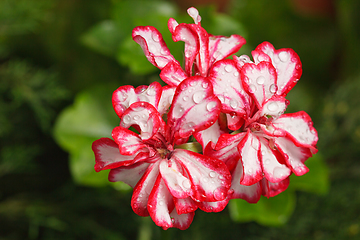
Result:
[1, 0, 360, 239]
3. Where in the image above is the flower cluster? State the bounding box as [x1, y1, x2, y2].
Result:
[92, 7, 318, 230]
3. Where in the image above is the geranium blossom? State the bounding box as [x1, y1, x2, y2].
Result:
[92, 7, 318, 230]
[93, 77, 231, 230]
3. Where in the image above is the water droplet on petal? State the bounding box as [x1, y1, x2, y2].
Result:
[146, 87, 156, 96]
[206, 101, 217, 111]
[225, 64, 233, 73]
[209, 171, 216, 178]
[217, 95, 225, 103]
[278, 51, 289, 62]
[202, 177, 209, 183]
[183, 96, 189, 101]
[173, 105, 184, 118]
[213, 187, 227, 201]
[189, 81, 197, 87]
[123, 115, 131, 124]
[159, 200, 164, 206]
[233, 71, 239, 77]
[269, 84, 277, 93]
[202, 81, 209, 89]
[264, 159, 271, 164]
[249, 84, 257, 93]
[267, 102, 278, 112]
[193, 91, 205, 104]
[230, 99, 238, 109]
[133, 115, 140, 120]
[182, 179, 191, 189]
[256, 76, 265, 85]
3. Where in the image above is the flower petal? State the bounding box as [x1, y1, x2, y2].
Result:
[253, 42, 302, 96]
[259, 139, 291, 183]
[197, 197, 229, 212]
[209, 34, 246, 66]
[157, 85, 176, 116]
[238, 130, 263, 185]
[147, 175, 175, 230]
[173, 197, 198, 215]
[167, 76, 221, 140]
[274, 137, 312, 176]
[169, 208, 195, 230]
[229, 158, 261, 203]
[171, 149, 231, 202]
[159, 158, 193, 199]
[209, 59, 251, 117]
[159, 61, 187, 86]
[108, 161, 151, 188]
[112, 82, 162, 118]
[272, 111, 318, 150]
[241, 61, 277, 109]
[257, 96, 288, 119]
[261, 177, 290, 197]
[121, 102, 164, 140]
[131, 160, 160, 217]
[132, 26, 177, 69]
[92, 138, 148, 172]
[112, 127, 147, 155]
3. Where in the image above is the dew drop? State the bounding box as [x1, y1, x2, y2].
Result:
[202, 177, 209, 183]
[183, 96, 189, 101]
[249, 84, 257, 93]
[133, 115, 140, 120]
[213, 187, 227, 201]
[264, 159, 271, 165]
[233, 71, 239, 77]
[269, 84, 277, 93]
[267, 102, 278, 112]
[206, 101, 217, 111]
[256, 76, 265, 85]
[202, 81, 209, 89]
[146, 87, 156, 96]
[193, 91, 205, 104]
[182, 179, 191, 189]
[171, 218, 175, 224]
[159, 200, 164, 206]
[118, 92, 127, 101]
[173, 105, 184, 118]
[248, 168, 253, 174]
[225, 64, 233, 73]
[189, 81, 197, 87]
[209, 171, 216, 178]
[278, 51, 289, 62]
[230, 99, 238, 109]
[123, 115, 131, 124]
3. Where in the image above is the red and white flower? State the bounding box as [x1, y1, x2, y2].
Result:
[93, 77, 231, 230]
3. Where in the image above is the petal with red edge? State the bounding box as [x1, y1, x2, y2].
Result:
[259, 139, 291, 183]
[157, 85, 176, 116]
[209, 59, 251, 117]
[108, 161, 151, 188]
[238, 130, 263, 185]
[197, 197, 229, 212]
[233, 54, 253, 69]
[121, 102, 164, 140]
[229, 158, 261, 203]
[194, 120, 224, 151]
[169, 208, 195, 230]
[274, 137, 312, 176]
[160, 61, 187, 87]
[167, 76, 221, 140]
[273, 111, 318, 150]
[261, 177, 290, 197]
[112, 127, 147, 155]
[209, 34, 246, 66]
[173, 197, 198, 215]
[257, 95, 288, 119]
[132, 26, 177, 69]
[171, 149, 231, 202]
[131, 160, 161, 217]
[254, 42, 302, 96]
[147, 175, 175, 230]
[159, 158, 193, 199]
[92, 138, 148, 172]
[241, 61, 277, 108]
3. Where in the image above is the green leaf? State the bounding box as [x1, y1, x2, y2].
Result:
[53, 84, 119, 187]
[289, 153, 330, 195]
[81, 20, 123, 57]
[229, 190, 296, 227]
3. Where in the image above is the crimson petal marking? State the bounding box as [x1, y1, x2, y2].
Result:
[108, 161, 151, 188]
[209, 34, 246, 66]
[112, 82, 162, 118]
[209, 59, 251, 117]
[159, 158, 193, 199]
[273, 111, 318, 150]
[171, 23, 199, 76]
[169, 208, 195, 230]
[261, 177, 290, 197]
[121, 102, 163, 140]
[228, 158, 261, 203]
[259, 139, 291, 183]
[274, 137, 312, 176]
[157, 85, 176, 116]
[174, 197, 198, 215]
[147, 175, 175, 230]
[171, 149, 231, 202]
[92, 138, 147, 172]
[131, 160, 161, 217]
[241, 61, 277, 109]
[254, 42, 302, 96]
[160, 61, 187, 87]
[238, 130, 263, 185]
[132, 26, 177, 69]
[167, 76, 220, 140]
[197, 198, 229, 212]
[112, 127, 147, 155]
